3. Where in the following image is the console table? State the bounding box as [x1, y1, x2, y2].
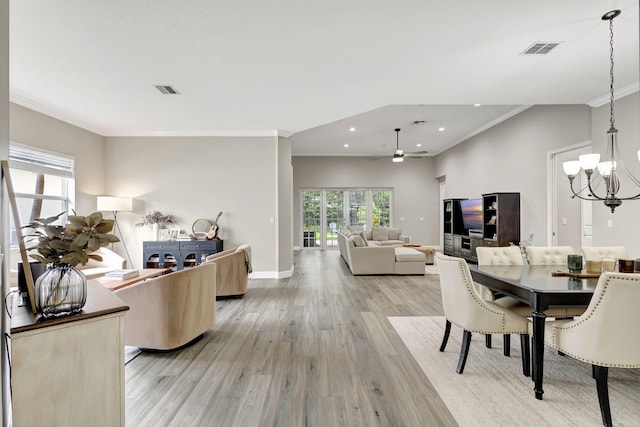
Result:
[143, 240, 223, 270]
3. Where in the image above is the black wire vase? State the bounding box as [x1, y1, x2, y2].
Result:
[35, 264, 87, 318]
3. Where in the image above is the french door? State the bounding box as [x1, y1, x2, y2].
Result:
[301, 188, 392, 249]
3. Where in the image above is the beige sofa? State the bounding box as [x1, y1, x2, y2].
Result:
[346, 225, 411, 246]
[113, 261, 216, 351]
[204, 245, 251, 298]
[337, 231, 425, 275]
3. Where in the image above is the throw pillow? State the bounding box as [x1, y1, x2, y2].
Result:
[349, 234, 366, 247]
[372, 226, 388, 241]
[358, 230, 368, 245]
[347, 225, 363, 233]
[387, 227, 401, 240]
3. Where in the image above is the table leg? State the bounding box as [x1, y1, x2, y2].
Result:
[532, 311, 546, 400]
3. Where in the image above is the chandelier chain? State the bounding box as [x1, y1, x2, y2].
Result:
[609, 16, 615, 129]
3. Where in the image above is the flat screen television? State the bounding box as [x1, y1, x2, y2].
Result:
[459, 198, 483, 232]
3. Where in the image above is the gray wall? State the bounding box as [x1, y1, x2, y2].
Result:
[433, 98, 640, 258]
[10, 103, 106, 214]
[292, 156, 441, 247]
[1, 0, 9, 421]
[277, 136, 294, 273]
[103, 135, 284, 276]
[433, 105, 592, 247]
[590, 92, 640, 256]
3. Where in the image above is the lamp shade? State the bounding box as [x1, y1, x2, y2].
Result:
[97, 196, 132, 212]
[562, 160, 581, 176]
[578, 153, 600, 171]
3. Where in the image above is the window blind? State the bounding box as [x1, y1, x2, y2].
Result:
[9, 144, 75, 178]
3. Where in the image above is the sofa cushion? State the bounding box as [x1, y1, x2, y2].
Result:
[387, 227, 401, 240]
[349, 234, 366, 247]
[395, 247, 426, 262]
[358, 230, 368, 245]
[372, 226, 388, 241]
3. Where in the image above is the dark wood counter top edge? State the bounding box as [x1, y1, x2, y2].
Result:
[11, 280, 129, 334]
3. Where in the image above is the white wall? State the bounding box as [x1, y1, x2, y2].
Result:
[103, 135, 283, 275]
[277, 136, 293, 274]
[590, 92, 640, 256]
[433, 105, 592, 246]
[292, 156, 440, 247]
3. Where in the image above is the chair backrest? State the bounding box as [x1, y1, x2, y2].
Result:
[526, 246, 575, 265]
[435, 252, 505, 331]
[476, 246, 523, 266]
[550, 273, 640, 367]
[581, 246, 628, 262]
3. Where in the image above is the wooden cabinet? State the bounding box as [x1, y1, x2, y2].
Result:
[443, 198, 466, 256]
[11, 281, 129, 427]
[482, 192, 520, 247]
[143, 240, 223, 270]
[443, 193, 520, 262]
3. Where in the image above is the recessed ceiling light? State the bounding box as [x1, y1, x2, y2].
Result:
[416, 143, 422, 147]
[349, 127, 356, 132]
[438, 127, 445, 132]
[344, 144, 349, 148]
[474, 104, 481, 107]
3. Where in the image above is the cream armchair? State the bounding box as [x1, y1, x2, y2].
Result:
[526, 246, 575, 265]
[436, 252, 530, 376]
[113, 261, 216, 351]
[541, 273, 640, 426]
[204, 245, 251, 298]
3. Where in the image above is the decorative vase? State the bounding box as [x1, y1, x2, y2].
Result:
[152, 223, 159, 241]
[34, 264, 87, 318]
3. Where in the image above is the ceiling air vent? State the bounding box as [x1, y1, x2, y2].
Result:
[154, 85, 180, 95]
[521, 42, 561, 55]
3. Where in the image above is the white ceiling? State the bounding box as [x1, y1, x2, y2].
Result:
[8, 1, 640, 156]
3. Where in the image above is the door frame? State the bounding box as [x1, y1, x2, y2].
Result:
[547, 140, 591, 246]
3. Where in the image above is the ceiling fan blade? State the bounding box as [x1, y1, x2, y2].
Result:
[404, 150, 429, 157]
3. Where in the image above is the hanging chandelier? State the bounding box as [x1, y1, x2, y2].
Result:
[562, 9, 640, 213]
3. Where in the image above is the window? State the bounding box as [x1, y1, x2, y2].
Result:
[8, 144, 75, 246]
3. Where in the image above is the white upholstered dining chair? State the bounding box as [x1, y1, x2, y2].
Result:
[435, 252, 530, 376]
[540, 272, 640, 427]
[581, 246, 628, 262]
[475, 246, 524, 353]
[526, 246, 575, 265]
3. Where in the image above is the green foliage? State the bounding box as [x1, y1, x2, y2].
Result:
[23, 211, 120, 267]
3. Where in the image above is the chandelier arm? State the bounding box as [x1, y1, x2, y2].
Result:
[585, 174, 606, 201]
[568, 176, 600, 201]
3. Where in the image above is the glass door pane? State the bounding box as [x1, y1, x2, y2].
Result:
[302, 191, 321, 247]
[325, 190, 344, 248]
[348, 190, 367, 229]
[372, 190, 391, 227]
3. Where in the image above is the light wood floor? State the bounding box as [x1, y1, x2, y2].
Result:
[125, 249, 457, 427]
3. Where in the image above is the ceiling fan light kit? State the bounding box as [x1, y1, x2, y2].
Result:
[392, 128, 428, 162]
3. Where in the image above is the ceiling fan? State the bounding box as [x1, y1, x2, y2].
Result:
[392, 128, 428, 162]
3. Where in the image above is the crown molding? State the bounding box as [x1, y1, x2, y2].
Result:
[10, 93, 109, 135]
[587, 81, 640, 107]
[103, 130, 275, 137]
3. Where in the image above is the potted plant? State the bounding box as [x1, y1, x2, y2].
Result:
[135, 210, 174, 240]
[24, 211, 120, 318]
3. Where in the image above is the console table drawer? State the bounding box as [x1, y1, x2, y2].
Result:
[180, 241, 218, 251]
[144, 242, 180, 251]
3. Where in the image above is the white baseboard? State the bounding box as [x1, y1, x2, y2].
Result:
[249, 266, 294, 279]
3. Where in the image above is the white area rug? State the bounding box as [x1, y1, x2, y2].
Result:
[425, 264, 439, 275]
[389, 316, 640, 427]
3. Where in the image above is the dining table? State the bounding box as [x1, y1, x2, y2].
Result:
[468, 263, 599, 400]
